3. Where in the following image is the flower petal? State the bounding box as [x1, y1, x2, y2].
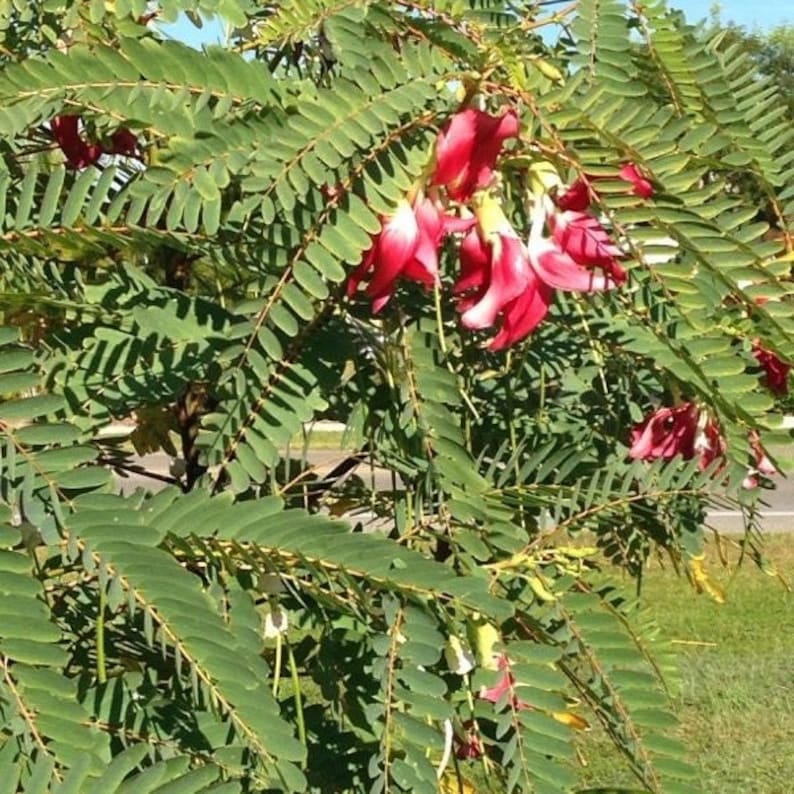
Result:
[461, 234, 531, 330]
[530, 240, 611, 292]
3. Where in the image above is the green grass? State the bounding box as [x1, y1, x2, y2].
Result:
[577, 534, 794, 793]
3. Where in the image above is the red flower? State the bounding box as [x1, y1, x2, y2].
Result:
[454, 195, 619, 349]
[619, 162, 654, 199]
[52, 115, 138, 168]
[550, 210, 626, 285]
[456, 229, 532, 330]
[556, 162, 653, 210]
[629, 403, 699, 461]
[348, 197, 471, 312]
[453, 199, 551, 350]
[629, 403, 725, 470]
[753, 343, 790, 395]
[106, 127, 139, 157]
[556, 178, 593, 212]
[431, 108, 520, 202]
[51, 115, 103, 169]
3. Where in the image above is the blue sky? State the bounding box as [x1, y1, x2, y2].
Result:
[674, 0, 790, 29]
[162, 0, 790, 49]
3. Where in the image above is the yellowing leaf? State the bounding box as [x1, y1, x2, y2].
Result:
[687, 556, 726, 603]
[552, 711, 590, 731]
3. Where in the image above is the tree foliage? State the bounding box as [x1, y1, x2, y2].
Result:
[0, 1, 791, 792]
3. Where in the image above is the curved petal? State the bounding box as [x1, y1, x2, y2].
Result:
[432, 108, 519, 202]
[552, 211, 623, 265]
[432, 109, 478, 190]
[365, 202, 420, 298]
[453, 229, 490, 295]
[619, 162, 654, 199]
[489, 271, 552, 350]
[461, 234, 531, 330]
[530, 240, 611, 292]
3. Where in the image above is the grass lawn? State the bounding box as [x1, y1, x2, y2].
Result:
[577, 533, 794, 793]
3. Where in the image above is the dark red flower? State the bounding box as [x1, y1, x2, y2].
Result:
[51, 115, 103, 169]
[753, 343, 790, 395]
[431, 108, 520, 202]
[629, 403, 699, 461]
[106, 127, 139, 157]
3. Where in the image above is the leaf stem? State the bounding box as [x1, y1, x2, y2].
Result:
[287, 640, 307, 752]
[97, 586, 107, 684]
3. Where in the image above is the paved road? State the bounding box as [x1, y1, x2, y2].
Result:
[110, 448, 794, 535]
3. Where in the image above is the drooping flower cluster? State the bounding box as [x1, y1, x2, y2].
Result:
[629, 402, 724, 471]
[629, 401, 777, 488]
[52, 115, 138, 169]
[347, 104, 649, 348]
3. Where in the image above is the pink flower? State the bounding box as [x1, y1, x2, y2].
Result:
[753, 343, 790, 395]
[556, 162, 653, 210]
[619, 162, 654, 199]
[432, 108, 520, 202]
[348, 197, 471, 312]
[453, 200, 552, 349]
[51, 115, 103, 169]
[549, 211, 626, 285]
[456, 229, 532, 330]
[629, 403, 725, 471]
[479, 654, 529, 711]
[743, 431, 777, 489]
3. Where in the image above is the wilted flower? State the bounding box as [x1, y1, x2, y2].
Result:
[743, 431, 777, 489]
[348, 196, 471, 312]
[454, 720, 484, 760]
[432, 107, 520, 202]
[444, 636, 476, 676]
[262, 603, 288, 639]
[753, 343, 790, 395]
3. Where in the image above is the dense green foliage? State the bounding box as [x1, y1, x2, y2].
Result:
[0, 1, 791, 792]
